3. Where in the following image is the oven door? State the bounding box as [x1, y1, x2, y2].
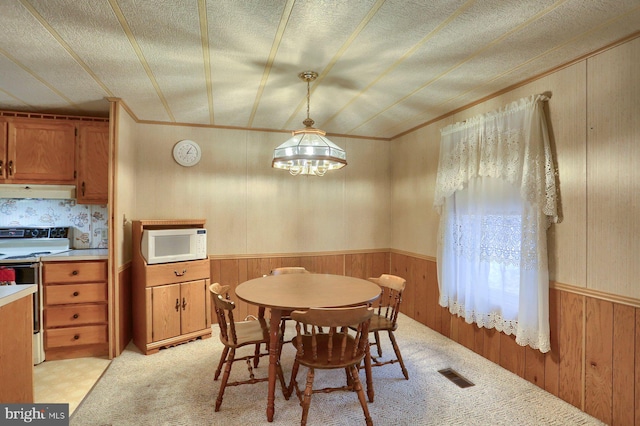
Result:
[0, 263, 40, 333]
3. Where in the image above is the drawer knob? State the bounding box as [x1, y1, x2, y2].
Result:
[73, 291, 79, 297]
[72, 270, 79, 275]
[74, 335, 80, 340]
[174, 269, 187, 277]
[73, 314, 79, 319]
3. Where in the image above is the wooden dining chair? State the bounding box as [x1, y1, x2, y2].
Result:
[287, 305, 374, 426]
[362, 274, 409, 380]
[271, 266, 311, 275]
[210, 283, 287, 412]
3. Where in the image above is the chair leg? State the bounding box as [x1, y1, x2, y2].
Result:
[280, 318, 287, 343]
[363, 346, 374, 402]
[277, 359, 289, 400]
[253, 343, 261, 368]
[287, 359, 301, 399]
[214, 346, 229, 380]
[349, 365, 373, 426]
[374, 331, 382, 357]
[345, 367, 352, 387]
[215, 348, 235, 412]
[301, 368, 315, 426]
[388, 330, 409, 380]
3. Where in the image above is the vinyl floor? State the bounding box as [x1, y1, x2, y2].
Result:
[33, 356, 111, 415]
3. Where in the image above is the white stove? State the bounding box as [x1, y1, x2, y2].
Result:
[0, 227, 71, 365]
[0, 227, 70, 262]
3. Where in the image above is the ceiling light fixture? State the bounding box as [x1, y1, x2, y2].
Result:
[272, 71, 347, 176]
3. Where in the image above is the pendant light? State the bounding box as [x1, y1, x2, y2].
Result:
[272, 71, 347, 176]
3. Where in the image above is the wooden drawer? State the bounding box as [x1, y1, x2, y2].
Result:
[45, 324, 108, 348]
[145, 259, 209, 287]
[43, 261, 107, 283]
[45, 304, 108, 328]
[45, 283, 107, 305]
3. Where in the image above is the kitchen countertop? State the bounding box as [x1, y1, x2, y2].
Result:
[0, 284, 36, 308]
[43, 249, 108, 261]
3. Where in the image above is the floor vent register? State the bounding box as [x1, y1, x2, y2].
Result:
[438, 368, 475, 388]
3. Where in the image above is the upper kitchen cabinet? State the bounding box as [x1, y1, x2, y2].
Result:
[0, 121, 6, 180]
[76, 123, 109, 204]
[2, 119, 76, 184]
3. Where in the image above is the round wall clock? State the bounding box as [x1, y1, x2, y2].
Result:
[172, 139, 202, 167]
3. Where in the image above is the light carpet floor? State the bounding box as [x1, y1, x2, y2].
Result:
[70, 314, 604, 425]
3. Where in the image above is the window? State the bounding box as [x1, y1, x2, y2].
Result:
[434, 95, 558, 352]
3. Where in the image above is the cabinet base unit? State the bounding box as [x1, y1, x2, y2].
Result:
[0, 294, 34, 403]
[42, 260, 109, 360]
[132, 220, 211, 355]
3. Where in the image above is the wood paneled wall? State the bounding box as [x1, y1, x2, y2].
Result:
[209, 252, 389, 323]
[390, 251, 640, 426]
[205, 250, 640, 425]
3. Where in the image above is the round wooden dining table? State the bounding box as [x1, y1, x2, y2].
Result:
[236, 273, 382, 423]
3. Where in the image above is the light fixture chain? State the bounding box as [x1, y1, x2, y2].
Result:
[306, 78, 310, 120]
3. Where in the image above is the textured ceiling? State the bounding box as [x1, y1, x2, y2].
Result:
[0, 0, 638, 139]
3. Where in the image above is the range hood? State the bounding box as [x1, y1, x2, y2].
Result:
[0, 184, 76, 199]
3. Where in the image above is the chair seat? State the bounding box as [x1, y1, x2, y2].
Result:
[219, 319, 269, 348]
[292, 333, 362, 369]
[368, 314, 397, 333]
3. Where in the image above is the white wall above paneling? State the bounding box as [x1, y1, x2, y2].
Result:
[586, 37, 640, 299]
[131, 123, 390, 256]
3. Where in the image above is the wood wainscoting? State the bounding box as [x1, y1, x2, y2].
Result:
[209, 251, 390, 322]
[389, 250, 640, 426]
[122, 249, 638, 425]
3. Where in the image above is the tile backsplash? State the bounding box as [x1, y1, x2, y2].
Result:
[0, 198, 108, 249]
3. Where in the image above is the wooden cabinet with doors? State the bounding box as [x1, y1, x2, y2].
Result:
[1, 118, 76, 184]
[76, 123, 109, 204]
[132, 219, 211, 355]
[42, 260, 109, 360]
[0, 120, 5, 181]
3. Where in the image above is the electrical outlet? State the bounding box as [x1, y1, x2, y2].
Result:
[101, 229, 108, 240]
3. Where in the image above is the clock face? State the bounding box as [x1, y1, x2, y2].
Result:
[173, 140, 201, 167]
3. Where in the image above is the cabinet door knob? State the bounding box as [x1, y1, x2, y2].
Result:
[182, 297, 187, 310]
[8, 161, 13, 176]
[175, 298, 180, 311]
[174, 269, 187, 276]
[73, 314, 79, 319]
[73, 291, 79, 296]
[81, 181, 86, 196]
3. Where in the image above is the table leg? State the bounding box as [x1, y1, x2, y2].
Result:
[266, 309, 282, 422]
[364, 344, 374, 402]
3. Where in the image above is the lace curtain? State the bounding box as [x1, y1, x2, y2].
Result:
[434, 94, 558, 352]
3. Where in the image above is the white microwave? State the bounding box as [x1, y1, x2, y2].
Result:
[141, 228, 207, 265]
